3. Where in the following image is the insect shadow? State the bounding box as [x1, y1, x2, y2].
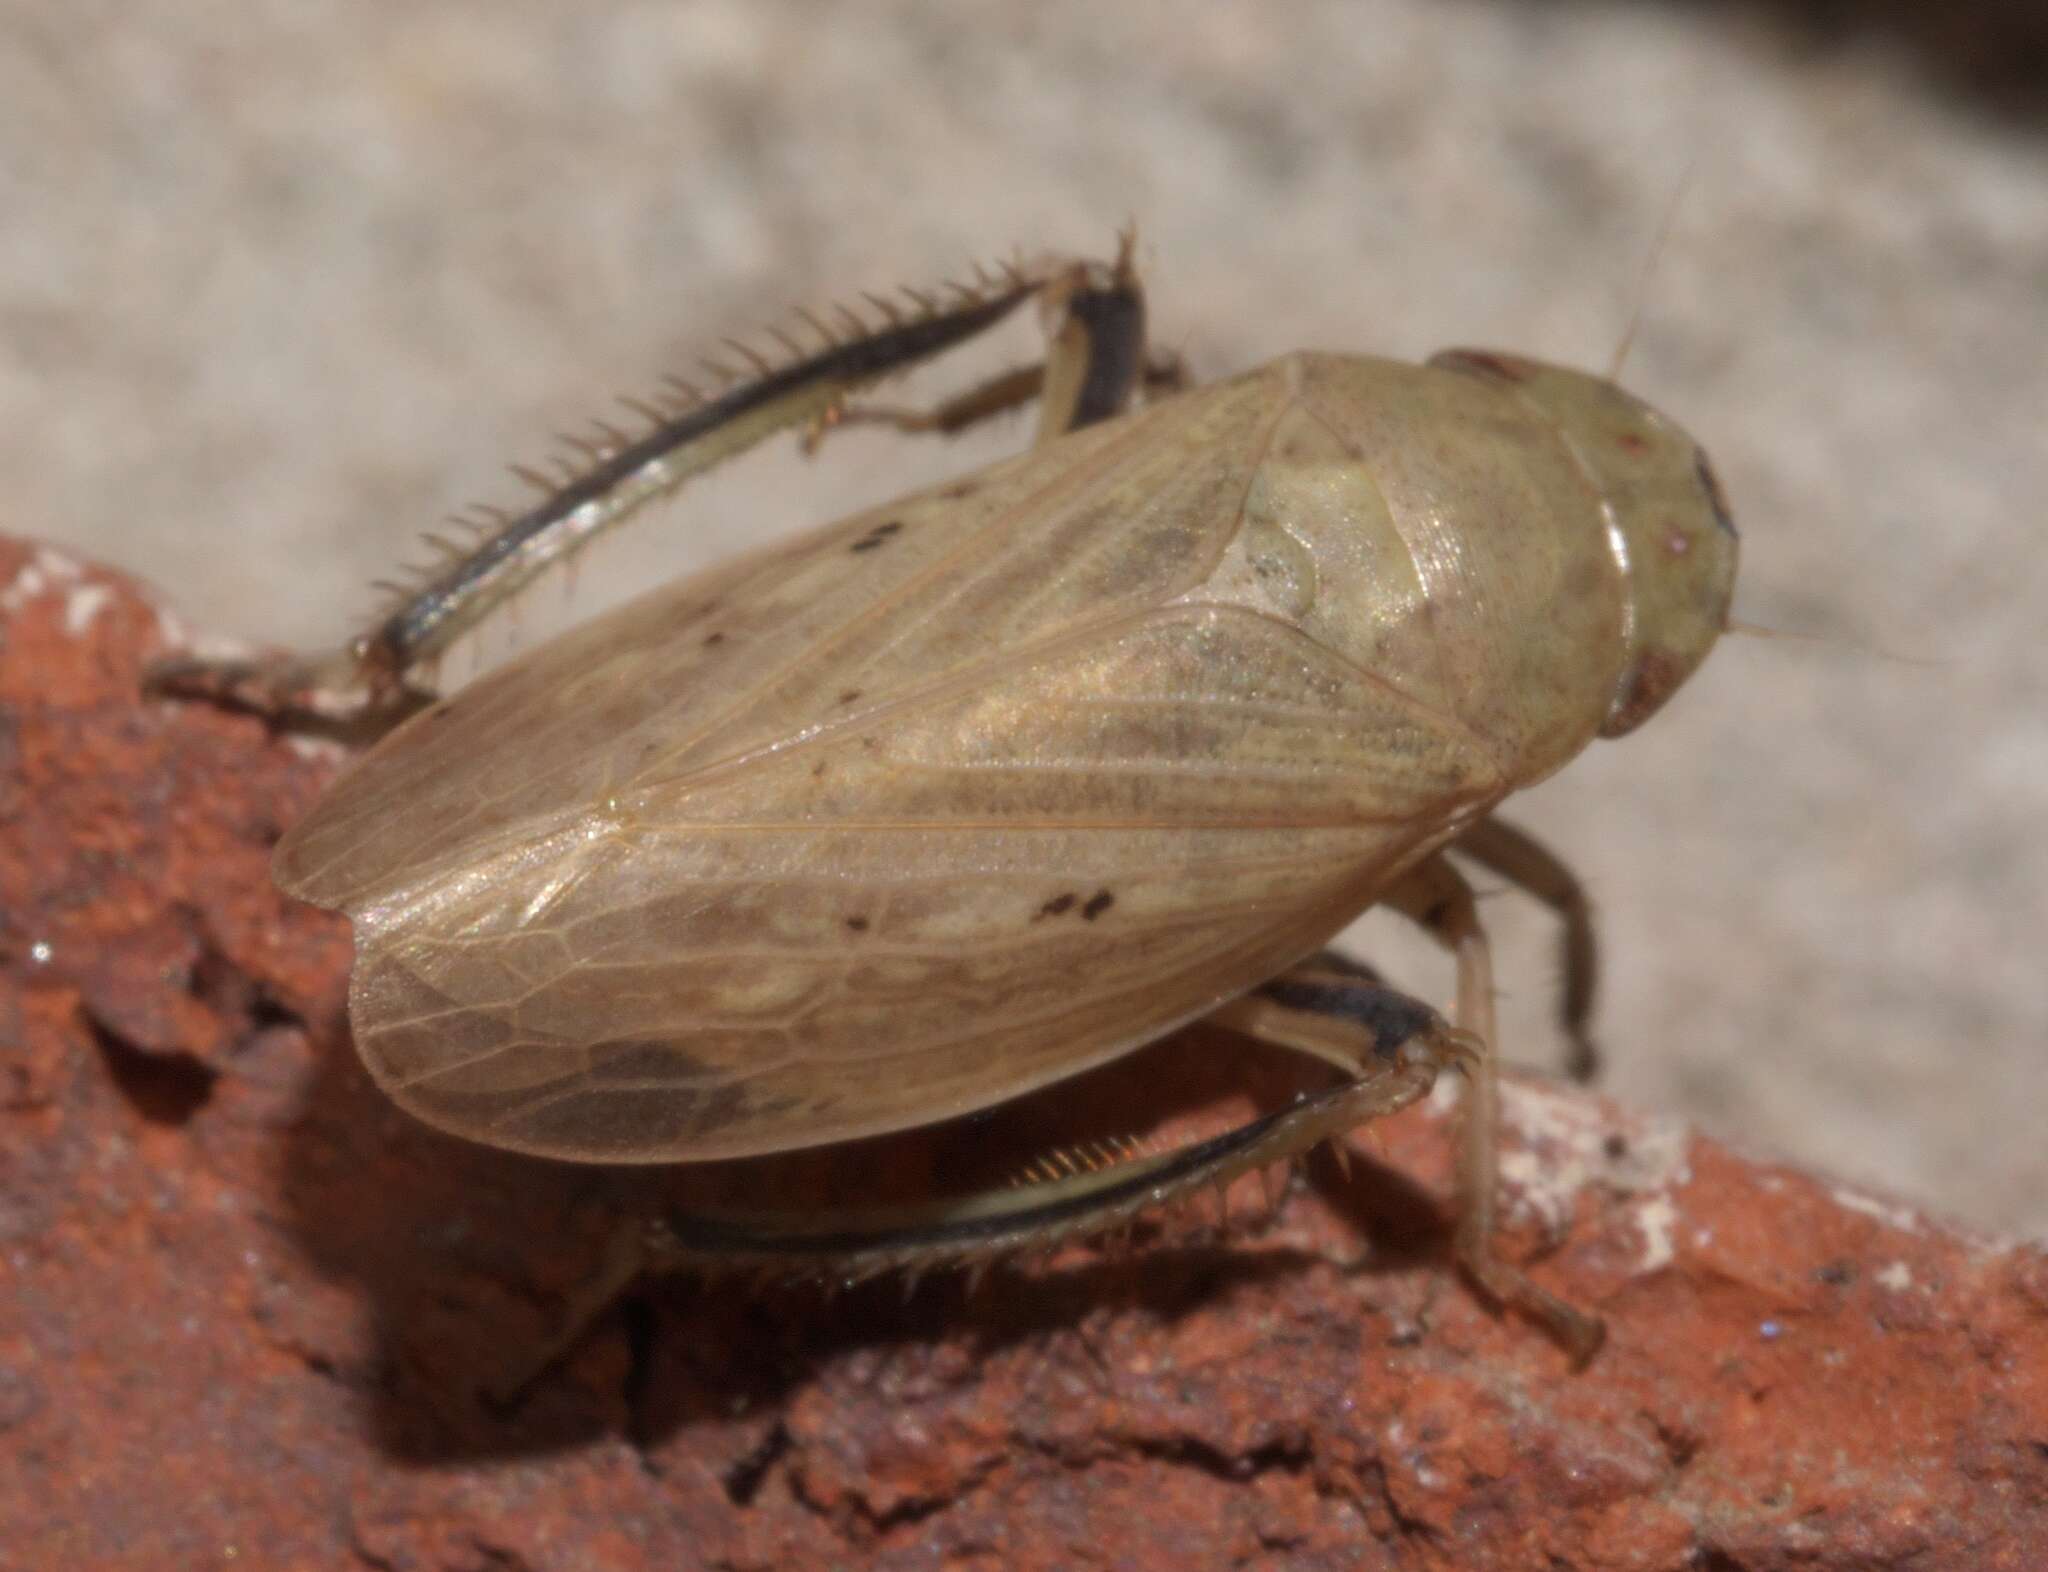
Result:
[273, 995, 1455, 1465]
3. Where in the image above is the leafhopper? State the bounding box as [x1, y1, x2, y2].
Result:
[157, 236, 1736, 1365]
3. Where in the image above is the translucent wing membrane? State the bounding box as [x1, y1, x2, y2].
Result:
[282, 363, 1507, 1162]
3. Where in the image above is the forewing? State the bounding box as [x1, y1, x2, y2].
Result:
[282, 361, 1504, 1160]
[280, 366, 1286, 908]
[336, 605, 1501, 1160]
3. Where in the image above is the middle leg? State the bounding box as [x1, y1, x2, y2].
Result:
[804, 230, 1187, 456]
[1452, 815, 1603, 1082]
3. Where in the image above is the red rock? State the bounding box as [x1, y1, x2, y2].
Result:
[4, 536, 2044, 1569]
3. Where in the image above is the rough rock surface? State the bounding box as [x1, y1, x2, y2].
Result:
[5, 537, 2046, 1569]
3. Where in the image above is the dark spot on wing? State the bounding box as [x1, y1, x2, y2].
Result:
[585, 1038, 718, 1082]
[845, 915, 869, 933]
[837, 689, 862, 706]
[702, 630, 725, 647]
[1034, 892, 1078, 920]
[1081, 890, 1115, 921]
[849, 519, 905, 553]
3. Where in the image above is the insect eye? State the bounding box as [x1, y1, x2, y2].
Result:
[1692, 450, 1738, 538]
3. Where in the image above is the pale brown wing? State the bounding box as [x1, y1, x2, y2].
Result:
[280, 364, 1290, 908]
[280, 363, 1509, 1161]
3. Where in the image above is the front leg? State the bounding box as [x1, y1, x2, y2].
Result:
[1384, 855, 1606, 1366]
[142, 644, 436, 733]
[1453, 815, 1603, 1082]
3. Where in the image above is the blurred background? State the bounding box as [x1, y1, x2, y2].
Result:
[7, 2, 2044, 1232]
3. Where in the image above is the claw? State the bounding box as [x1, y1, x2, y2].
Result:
[143, 646, 411, 727]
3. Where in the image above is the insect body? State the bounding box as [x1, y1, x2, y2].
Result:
[164, 242, 1736, 1362]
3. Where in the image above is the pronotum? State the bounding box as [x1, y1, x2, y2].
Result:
[157, 235, 1737, 1366]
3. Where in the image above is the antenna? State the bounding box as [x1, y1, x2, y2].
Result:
[1723, 616, 1941, 670]
[1608, 159, 1700, 383]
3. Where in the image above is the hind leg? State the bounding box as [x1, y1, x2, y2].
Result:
[494, 954, 1466, 1403]
[149, 238, 1162, 732]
